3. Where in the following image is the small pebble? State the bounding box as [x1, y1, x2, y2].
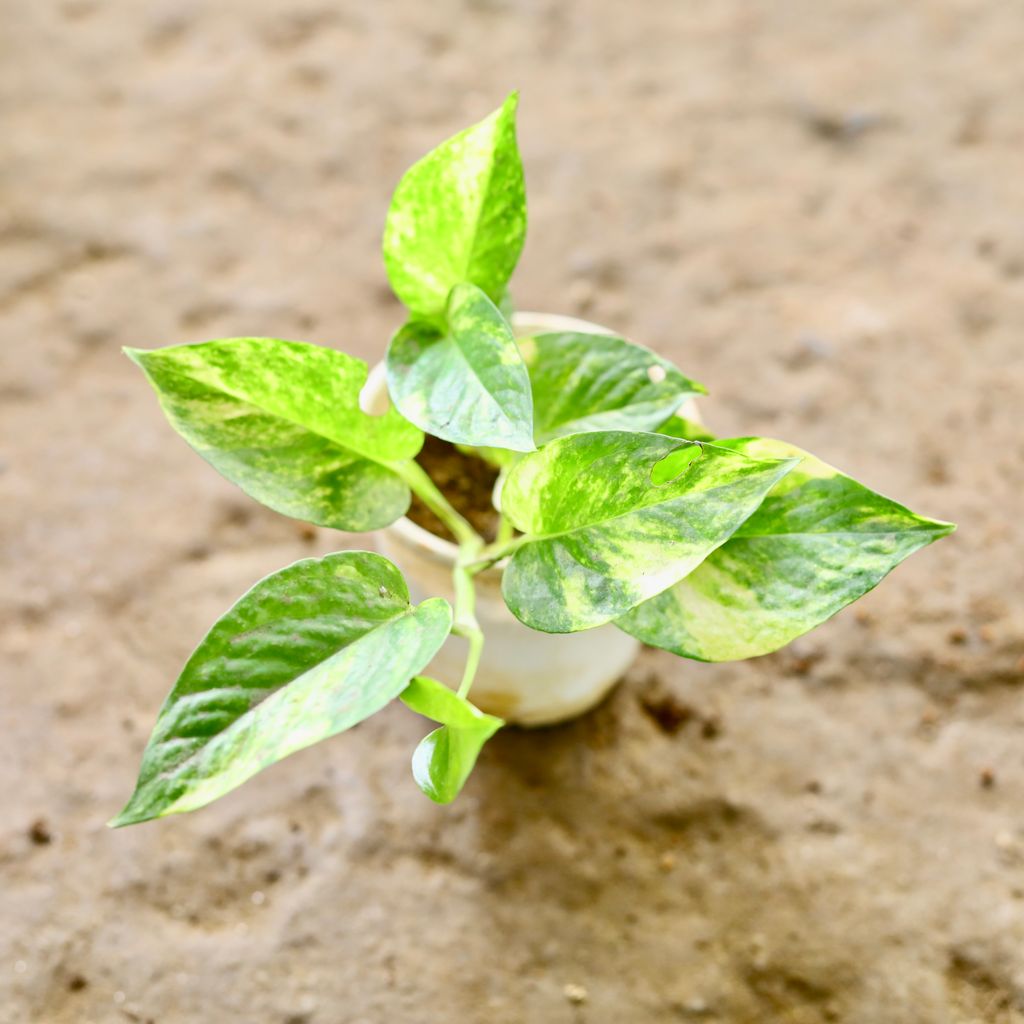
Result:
[27, 819, 52, 845]
[700, 715, 722, 740]
[980, 767, 996, 789]
[659, 852, 676, 872]
[564, 983, 588, 1005]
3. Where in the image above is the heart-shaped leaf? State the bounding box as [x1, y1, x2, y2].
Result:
[126, 339, 423, 531]
[111, 552, 451, 826]
[400, 676, 503, 803]
[521, 331, 706, 444]
[617, 438, 955, 660]
[384, 92, 526, 321]
[500, 431, 798, 633]
[386, 282, 535, 451]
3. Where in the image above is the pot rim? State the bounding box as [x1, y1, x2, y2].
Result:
[364, 310, 617, 569]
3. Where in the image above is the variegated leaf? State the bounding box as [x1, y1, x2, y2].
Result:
[126, 339, 423, 532]
[501, 431, 799, 633]
[617, 438, 955, 660]
[386, 283, 535, 451]
[521, 331, 705, 444]
[400, 676, 503, 803]
[383, 93, 526, 321]
[111, 552, 452, 825]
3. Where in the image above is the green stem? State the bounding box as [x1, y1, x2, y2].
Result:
[394, 459, 479, 546]
[452, 552, 484, 699]
[466, 533, 531, 573]
[396, 458, 485, 699]
[495, 513, 515, 546]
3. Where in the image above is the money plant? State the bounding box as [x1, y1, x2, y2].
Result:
[111, 94, 953, 826]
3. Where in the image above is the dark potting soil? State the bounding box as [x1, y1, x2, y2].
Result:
[407, 436, 502, 543]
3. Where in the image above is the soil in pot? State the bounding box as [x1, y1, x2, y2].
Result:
[407, 436, 502, 542]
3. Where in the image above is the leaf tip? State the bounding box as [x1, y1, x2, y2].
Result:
[425, 787, 457, 806]
[106, 807, 142, 829]
[776, 454, 804, 476]
[509, 436, 538, 454]
[108, 787, 160, 828]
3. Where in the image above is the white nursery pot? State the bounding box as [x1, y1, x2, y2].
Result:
[365, 312, 698, 727]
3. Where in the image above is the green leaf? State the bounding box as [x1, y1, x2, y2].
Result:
[520, 331, 706, 444]
[400, 676, 503, 803]
[383, 92, 526, 320]
[111, 552, 451, 826]
[386, 283, 535, 451]
[126, 338, 423, 532]
[501, 431, 799, 633]
[618, 438, 955, 660]
[657, 413, 716, 444]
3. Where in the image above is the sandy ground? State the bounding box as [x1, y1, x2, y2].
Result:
[3, 1, 1024, 1021]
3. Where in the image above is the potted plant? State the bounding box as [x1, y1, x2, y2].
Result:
[111, 93, 953, 825]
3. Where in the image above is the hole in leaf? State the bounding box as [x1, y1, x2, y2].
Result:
[650, 442, 703, 486]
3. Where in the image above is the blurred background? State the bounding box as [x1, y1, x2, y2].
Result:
[2, 2, 1023, 1021]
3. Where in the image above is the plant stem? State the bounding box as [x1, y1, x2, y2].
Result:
[394, 459, 479, 547]
[465, 532, 531, 573]
[396, 458, 486, 699]
[452, 551, 484, 699]
[495, 513, 515, 546]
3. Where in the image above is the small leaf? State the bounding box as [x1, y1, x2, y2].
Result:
[618, 438, 955, 660]
[126, 339, 423, 531]
[386, 283, 535, 451]
[111, 552, 452, 826]
[501, 431, 798, 633]
[521, 331, 706, 444]
[400, 676, 503, 803]
[383, 92, 526, 320]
